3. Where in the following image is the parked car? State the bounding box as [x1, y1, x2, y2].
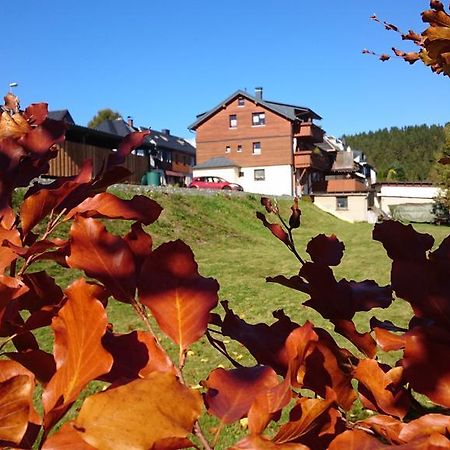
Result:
[188, 176, 243, 191]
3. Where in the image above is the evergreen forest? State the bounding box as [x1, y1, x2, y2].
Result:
[343, 124, 447, 181]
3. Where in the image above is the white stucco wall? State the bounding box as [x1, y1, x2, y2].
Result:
[240, 165, 293, 196]
[376, 184, 441, 214]
[314, 194, 369, 223]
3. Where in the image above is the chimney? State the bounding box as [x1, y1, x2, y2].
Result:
[255, 87, 263, 100]
[127, 115, 134, 128]
[161, 128, 170, 135]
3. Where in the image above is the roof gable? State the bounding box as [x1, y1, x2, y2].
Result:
[189, 89, 321, 130]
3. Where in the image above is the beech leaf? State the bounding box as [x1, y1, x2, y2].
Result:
[41, 422, 96, 449]
[139, 240, 219, 350]
[256, 211, 289, 245]
[65, 192, 162, 224]
[328, 429, 389, 449]
[43, 278, 113, 429]
[74, 372, 201, 450]
[66, 216, 136, 302]
[306, 234, 345, 266]
[202, 366, 279, 424]
[231, 435, 309, 449]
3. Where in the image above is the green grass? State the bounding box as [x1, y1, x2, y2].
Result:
[11, 187, 450, 448]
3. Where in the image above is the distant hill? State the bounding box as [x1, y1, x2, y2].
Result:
[343, 124, 446, 181]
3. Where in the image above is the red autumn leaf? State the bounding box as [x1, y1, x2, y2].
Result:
[360, 415, 404, 445]
[74, 373, 202, 450]
[0, 375, 34, 446]
[328, 429, 389, 449]
[107, 131, 150, 167]
[231, 435, 309, 450]
[23, 103, 49, 126]
[403, 326, 450, 408]
[0, 225, 21, 274]
[354, 359, 409, 419]
[124, 222, 153, 273]
[139, 240, 219, 350]
[333, 319, 377, 358]
[42, 278, 113, 429]
[302, 339, 357, 411]
[202, 366, 279, 424]
[261, 197, 275, 213]
[6, 350, 56, 385]
[306, 234, 345, 266]
[220, 301, 301, 375]
[372, 327, 406, 352]
[67, 217, 136, 302]
[399, 414, 450, 443]
[19, 118, 65, 154]
[101, 330, 175, 382]
[0, 360, 37, 446]
[256, 211, 290, 245]
[289, 198, 301, 229]
[373, 220, 434, 261]
[273, 388, 337, 444]
[41, 422, 96, 449]
[301, 262, 392, 320]
[66, 192, 163, 225]
[380, 54, 391, 61]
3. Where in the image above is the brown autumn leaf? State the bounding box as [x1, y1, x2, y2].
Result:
[23, 103, 49, 126]
[333, 319, 377, 358]
[42, 278, 113, 429]
[399, 414, 450, 443]
[41, 422, 96, 450]
[19, 118, 65, 155]
[360, 415, 404, 445]
[66, 216, 136, 302]
[231, 435, 309, 450]
[354, 359, 409, 419]
[0, 225, 21, 274]
[306, 234, 345, 266]
[380, 54, 391, 61]
[74, 372, 202, 450]
[0, 374, 34, 445]
[373, 327, 406, 352]
[403, 325, 450, 408]
[106, 130, 150, 167]
[328, 429, 389, 449]
[139, 240, 219, 350]
[124, 222, 153, 273]
[65, 192, 163, 225]
[202, 366, 279, 424]
[289, 197, 301, 229]
[0, 111, 31, 140]
[273, 388, 337, 444]
[256, 211, 290, 245]
[101, 330, 175, 382]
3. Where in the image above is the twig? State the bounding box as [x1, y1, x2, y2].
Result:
[206, 330, 243, 368]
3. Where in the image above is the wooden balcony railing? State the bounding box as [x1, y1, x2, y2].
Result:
[312, 178, 367, 193]
[294, 150, 331, 171]
[294, 123, 325, 143]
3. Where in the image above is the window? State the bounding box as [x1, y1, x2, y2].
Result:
[225, 145, 231, 153]
[252, 142, 261, 155]
[229, 114, 237, 128]
[254, 169, 265, 181]
[239, 171, 244, 177]
[237, 145, 242, 152]
[252, 112, 266, 126]
[238, 97, 245, 107]
[336, 196, 348, 210]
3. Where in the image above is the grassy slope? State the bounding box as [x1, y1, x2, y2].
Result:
[23, 187, 450, 447]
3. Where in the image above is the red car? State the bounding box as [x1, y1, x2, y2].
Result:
[188, 176, 243, 191]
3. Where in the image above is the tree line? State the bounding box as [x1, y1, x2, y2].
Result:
[343, 123, 447, 181]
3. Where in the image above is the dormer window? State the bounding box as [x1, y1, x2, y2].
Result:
[252, 112, 265, 126]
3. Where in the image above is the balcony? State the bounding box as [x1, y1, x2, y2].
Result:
[294, 122, 325, 143]
[294, 150, 331, 171]
[312, 178, 367, 193]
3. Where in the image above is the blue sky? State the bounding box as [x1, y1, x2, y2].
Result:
[3, 1, 449, 140]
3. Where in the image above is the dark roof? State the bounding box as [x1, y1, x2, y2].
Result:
[48, 110, 75, 124]
[188, 90, 321, 130]
[331, 152, 356, 172]
[96, 119, 134, 136]
[96, 119, 196, 156]
[194, 157, 239, 169]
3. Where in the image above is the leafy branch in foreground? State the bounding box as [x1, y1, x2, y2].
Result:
[365, 1, 450, 77]
[1, 96, 450, 449]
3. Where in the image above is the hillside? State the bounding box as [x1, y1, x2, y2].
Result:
[343, 124, 446, 181]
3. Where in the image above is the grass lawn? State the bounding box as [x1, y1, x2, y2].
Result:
[14, 187, 450, 448]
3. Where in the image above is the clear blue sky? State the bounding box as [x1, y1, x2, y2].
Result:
[3, 1, 449, 140]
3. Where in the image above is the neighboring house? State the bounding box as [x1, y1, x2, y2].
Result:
[189, 87, 328, 196]
[97, 118, 196, 186]
[47, 110, 148, 184]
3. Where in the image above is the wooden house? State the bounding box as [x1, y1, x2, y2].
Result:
[189, 87, 330, 196]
